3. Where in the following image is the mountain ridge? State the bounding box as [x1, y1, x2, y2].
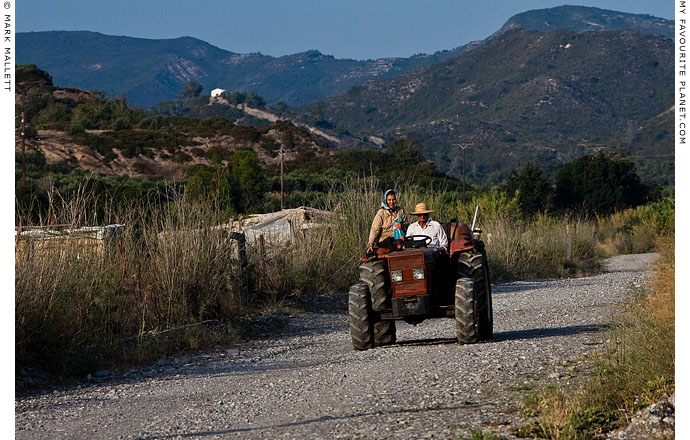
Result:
[295, 28, 673, 185]
[17, 6, 672, 108]
[17, 30, 468, 108]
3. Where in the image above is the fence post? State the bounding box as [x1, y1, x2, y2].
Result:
[16, 216, 23, 246]
[230, 231, 249, 300]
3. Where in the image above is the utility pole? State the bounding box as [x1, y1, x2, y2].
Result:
[279, 144, 284, 210]
[455, 142, 473, 205]
[21, 111, 27, 186]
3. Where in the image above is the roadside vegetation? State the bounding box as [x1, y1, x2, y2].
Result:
[15, 174, 673, 379]
[512, 237, 674, 439]
[15, 64, 674, 385]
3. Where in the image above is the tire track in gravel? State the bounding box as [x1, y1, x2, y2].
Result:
[15, 253, 657, 440]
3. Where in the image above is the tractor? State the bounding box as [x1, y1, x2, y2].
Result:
[348, 213, 493, 350]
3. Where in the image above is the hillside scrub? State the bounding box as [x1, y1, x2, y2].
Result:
[513, 238, 674, 439]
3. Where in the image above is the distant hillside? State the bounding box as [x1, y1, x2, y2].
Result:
[14, 65, 335, 181]
[16, 31, 467, 108]
[297, 29, 674, 185]
[494, 5, 673, 39]
[16, 6, 671, 110]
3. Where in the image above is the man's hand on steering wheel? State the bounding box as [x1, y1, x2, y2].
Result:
[404, 235, 432, 248]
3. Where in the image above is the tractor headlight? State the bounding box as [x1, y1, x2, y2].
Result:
[412, 268, 425, 280]
[391, 270, 403, 283]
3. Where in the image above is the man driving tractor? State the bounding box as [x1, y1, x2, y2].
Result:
[406, 202, 448, 252]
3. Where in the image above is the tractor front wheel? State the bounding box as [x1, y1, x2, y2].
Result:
[359, 260, 396, 346]
[457, 250, 493, 341]
[348, 283, 373, 350]
[455, 276, 479, 344]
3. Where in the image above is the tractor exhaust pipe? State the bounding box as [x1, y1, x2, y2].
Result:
[471, 203, 481, 240]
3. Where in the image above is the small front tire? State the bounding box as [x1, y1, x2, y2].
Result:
[455, 276, 479, 344]
[348, 283, 373, 350]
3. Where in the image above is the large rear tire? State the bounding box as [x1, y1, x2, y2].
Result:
[478, 251, 494, 341]
[348, 283, 373, 350]
[374, 320, 396, 346]
[456, 249, 493, 343]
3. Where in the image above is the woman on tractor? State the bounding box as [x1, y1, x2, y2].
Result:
[366, 189, 409, 253]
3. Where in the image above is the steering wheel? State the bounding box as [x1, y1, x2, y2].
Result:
[404, 235, 432, 248]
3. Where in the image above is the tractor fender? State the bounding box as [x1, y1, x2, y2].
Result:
[450, 239, 481, 255]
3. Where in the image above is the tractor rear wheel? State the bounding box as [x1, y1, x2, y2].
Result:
[348, 283, 373, 350]
[374, 320, 396, 346]
[457, 250, 493, 341]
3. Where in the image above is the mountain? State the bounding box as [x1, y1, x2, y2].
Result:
[16, 31, 468, 109]
[296, 28, 673, 185]
[16, 6, 671, 110]
[493, 5, 673, 39]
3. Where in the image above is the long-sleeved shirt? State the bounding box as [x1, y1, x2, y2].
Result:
[367, 207, 409, 248]
[406, 220, 448, 250]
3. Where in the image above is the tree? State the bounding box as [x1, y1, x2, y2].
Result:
[187, 164, 231, 204]
[554, 152, 649, 216]
[504, 162, 553, 216]
[187, 149, 267, 214]
[228, 149, 267, 213]
[385, 139, 426, 164]
[179, 81, 203, 100]
[384, 138, 441, 178]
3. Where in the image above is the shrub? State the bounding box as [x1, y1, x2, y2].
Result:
[595, 197, 674, 257]
[67, 122, 86, 136]
[112, 117, 133, 131]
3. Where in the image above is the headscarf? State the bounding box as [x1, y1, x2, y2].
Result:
[381, 189, 397, 211]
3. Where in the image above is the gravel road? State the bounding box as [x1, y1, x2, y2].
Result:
[15, 253, 657, 440]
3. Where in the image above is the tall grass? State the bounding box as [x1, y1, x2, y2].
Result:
[16, 187, 249, 375]
[514, 238, 675, 439]
[16, 177, 669, 377]
[481, 214, 599, 281]
[252, 179, 602, 291]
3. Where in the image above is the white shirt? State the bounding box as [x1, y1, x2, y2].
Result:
[406, 220, 448, 250]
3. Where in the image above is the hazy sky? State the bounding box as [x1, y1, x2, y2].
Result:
[18, 0, 674, 60]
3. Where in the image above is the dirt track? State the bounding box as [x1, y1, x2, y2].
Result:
[15, 253, 657, 439]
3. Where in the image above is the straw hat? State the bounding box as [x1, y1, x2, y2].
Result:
[411, 202, 434, 215]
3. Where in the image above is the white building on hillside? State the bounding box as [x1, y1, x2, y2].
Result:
[210, 88, 227, 97]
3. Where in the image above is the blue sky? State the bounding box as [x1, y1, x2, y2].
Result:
[18, 0, 674, 60]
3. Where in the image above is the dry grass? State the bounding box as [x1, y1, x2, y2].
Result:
[515, 238, 675, 439]
[482, 214, 599, 282]
[16, 178, 670, 378]
[16, 189, 250, 375]
[595, 198, 674, 257]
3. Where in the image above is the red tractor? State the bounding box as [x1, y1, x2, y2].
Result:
[348, 220, 493, 350]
